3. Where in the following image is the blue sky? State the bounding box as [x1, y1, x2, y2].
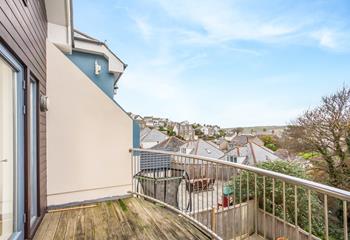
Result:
[73, 0, 350, 127]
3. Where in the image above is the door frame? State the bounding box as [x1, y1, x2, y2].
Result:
[25, 75, 41, 238]
[0, 42, 25, 240]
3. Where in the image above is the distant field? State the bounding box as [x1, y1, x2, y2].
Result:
[224, 125, 286, 135]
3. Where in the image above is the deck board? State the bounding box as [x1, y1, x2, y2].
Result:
[34, 197, 210, 240]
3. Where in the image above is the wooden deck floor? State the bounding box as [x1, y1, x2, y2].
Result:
[33, 197, 210, 240]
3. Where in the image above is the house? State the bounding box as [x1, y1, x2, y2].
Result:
[46, 27, 140, 207]
[0, 0, 71, 238]
[173, 122, 195, 140]
[129, 113, 145, 128]
[201, 125, 215, 136]
[143, 116, 155, 128]
[151, 136, 186, 152]
[141, 128, 169, 148]
[1, 0, 142, 238]
[224, 132, 237, 141]
[3, 1, 350, 240]
[228, 134, 264, 149]
[222, 142, 279, 165]
[214, 138, 229, 151]
[178, 139, 225, 159]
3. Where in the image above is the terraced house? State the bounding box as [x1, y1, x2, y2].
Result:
[1, 1, 349, 240]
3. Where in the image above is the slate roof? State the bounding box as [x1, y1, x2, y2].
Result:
[179, 139, 225, 159]
[140, 128, 152, 140]
[141, 128, 168, 143]
[151, 136, 186, 152]
[230, 134, 263, 147]
[224, 142, 279, 165]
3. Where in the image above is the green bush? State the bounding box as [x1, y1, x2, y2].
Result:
[266, 143, 278, 151]
[228, 160, 325, 238]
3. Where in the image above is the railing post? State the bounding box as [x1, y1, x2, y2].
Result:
[211, 207, 217, 236]
[254, 174, 258, 235]
[324, 194, 328, 240]
[344, 200, 348, 240]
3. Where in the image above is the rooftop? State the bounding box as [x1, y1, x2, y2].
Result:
[33, 197, 210, 240]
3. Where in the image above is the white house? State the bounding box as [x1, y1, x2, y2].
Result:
[222, 142, 280, 165]
[141, 128, 168, 149]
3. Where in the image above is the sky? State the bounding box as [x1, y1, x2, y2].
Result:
[73, 0, 350, 127]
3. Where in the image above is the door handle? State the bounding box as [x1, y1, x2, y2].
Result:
[0, 159, 8, 163]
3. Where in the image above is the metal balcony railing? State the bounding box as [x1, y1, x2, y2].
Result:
[130, 148, 350, 240]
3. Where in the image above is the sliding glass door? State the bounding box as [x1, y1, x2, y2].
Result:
[0, 45, 24, 240]
[0, 56, 15, 240]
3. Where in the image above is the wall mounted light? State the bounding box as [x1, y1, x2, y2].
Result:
[40, 95, 49, 112]
[95, 60, 101, 75]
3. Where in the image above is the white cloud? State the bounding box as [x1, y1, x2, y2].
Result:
[132, 17, 153, 40]
[151, 0, 350, 52]
[155, 0, 303, 43]
[310, 28, 350, 51]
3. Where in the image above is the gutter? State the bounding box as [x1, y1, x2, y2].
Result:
[74, 35, 128, 70]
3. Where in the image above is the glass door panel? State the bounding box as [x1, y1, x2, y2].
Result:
[0, 57, 15, 239]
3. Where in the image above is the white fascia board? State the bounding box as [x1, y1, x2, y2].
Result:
[47, 23, 72, 53]
[74, 40, 125, 74]
[45, 0, 72, 53]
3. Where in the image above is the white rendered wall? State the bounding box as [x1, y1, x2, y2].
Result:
[46, 41, 132, 206]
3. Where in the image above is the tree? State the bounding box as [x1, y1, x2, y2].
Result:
[259, 135, 279, 151]
[166, 127, 176, 136]
[233, 127, 244, 134]
[284, 86, 350, 190]
[228, 160, 325, 238]
[218, 129, 226, 137]
[195, 128, 204, 136]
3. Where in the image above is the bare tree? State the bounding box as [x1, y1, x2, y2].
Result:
[285, 86, 350, 190]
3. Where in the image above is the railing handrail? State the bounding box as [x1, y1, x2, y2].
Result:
[131, 148, 350, 201]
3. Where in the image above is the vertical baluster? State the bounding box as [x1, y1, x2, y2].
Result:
[197, 158, 200, 221]
[308, 189, 312, 240]
[198, 160, 204, 223]
[233, 169, 236, 239]
[211, 162, 215, 232]
[263, 176, 266, 239]
[272, 178, 275, 240]
[324, 194, 329, 240]
[193, 158, 196, 220]
[295, 185, 299, 240]
[254, 174, 257, 235]
[131, 151, 134, 193]
[180, 155, 183, 212]
[184, 156, 187, 213]
[240, 173, 242, 240]
[222, 164, 225, 238]
[207, 161, 209, 229]
[283, 181, 286, 238]
[344, 200, 348, 240]
[246, 172, 250, 236]
[216, 163, 219, 234]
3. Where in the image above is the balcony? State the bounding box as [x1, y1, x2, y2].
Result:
[33, 197, 210, 240]
[34, 149, 349, 240]
[131, 149, 350, 240]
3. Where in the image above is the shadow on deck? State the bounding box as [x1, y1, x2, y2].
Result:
[33, 197, 210, 240]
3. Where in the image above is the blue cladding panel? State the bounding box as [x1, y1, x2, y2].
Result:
[133, 121, 140, 148]
[66, 51, 115, 98]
